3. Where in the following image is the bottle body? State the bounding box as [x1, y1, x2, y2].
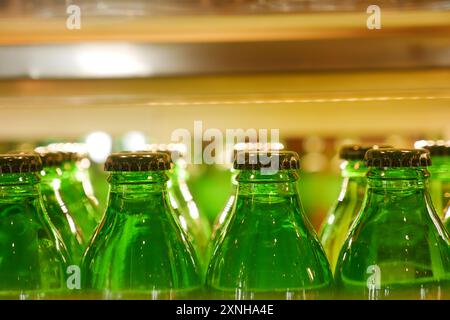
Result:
[207, 169, 333, 299]
[75, 157, 102, 221]
[167, 160, 211, 268]
[40, 167, 85, 263]
[428, 156, 450, 221]
[0, 173, 69, 299]
[208, 168, 238, 262]
[60, 162, 99, 243]
[319, 160, 367, 272]
[82, 171, 201, 299]
[335, 167, 450, 299]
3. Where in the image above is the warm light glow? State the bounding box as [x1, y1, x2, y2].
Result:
[187, 201, 200, 220]
[168, 192, 178, 210]
[234, 142, 284, 151]
[415, 139, 450, 149]
[327, 214, 336, 225]
[85, 131, 112, 163]
[122, 131, 147, 151]
[178, 215, 188, 232]
[75, 45, 150, 78]
[179, 183, 193, 202]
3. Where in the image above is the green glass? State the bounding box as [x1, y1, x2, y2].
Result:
[59, 160, 100, 243]
[209, 143, 285, 263]
[166, 157, 211, 267]
[208, 166, 238, 262]
[335, 155, 450, 300]
[75, 156, 103, 220]
[428, 156, 450, 221]
[0, 171, 69, 299]
[46, 143, 103, 219]
[206, 162, 333, 299]
[319, 160, 367, 272]
[40, 165, 85, 262]
[82, 167, 202, 299]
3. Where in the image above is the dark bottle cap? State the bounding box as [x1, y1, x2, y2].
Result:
[35, 146, 80, 165]
[233, 151, 300, 170]
[365, 148, 431, 168]
[61, 152, 82, 162]
[339, 144, 393, 161]
[40, 152, 65, 167]
[34, 145, 85, 166]
[0, 153, 42, 173]
[104, 151, 171, 172]
[415, 140, 450, 156]
[34, 148, 65, 167]
[44, 143, 88, 162]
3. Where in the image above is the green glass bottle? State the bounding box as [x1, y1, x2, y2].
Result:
[82, 152, 202, 299]
[209, 142, 284, 262]
[57, 152, 100, 243]
[145, 144, 211, 267]
[416, 140, 450, 221]
[335, 148, 450, 300]
[37, 150, 85, 263]
[206, 151, 333, 299]
[319, 145, 390, 272]
[47, 143, 101, 215]
[0, 153, 69, 299]
[48, 143, 100, 199]
[207, 165, 238, 260]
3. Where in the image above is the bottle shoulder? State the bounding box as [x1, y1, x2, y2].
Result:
[207, 194, 332, 291]
[336, 202, 450, 286]
[83, 202, 202, 291]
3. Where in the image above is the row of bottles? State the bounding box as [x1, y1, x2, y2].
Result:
[329, 146, 449, 299]
[0, 145, 101, 299]
[0, 141, 449, 299]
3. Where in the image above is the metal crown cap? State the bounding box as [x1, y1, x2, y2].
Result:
[233, 150, 299, 170]
[365, 148, 431, 168]
[415, 140, 450, 157]
[0, 153, 42, 173]
[104, 151, 171, 172]
[35, 147, 66, 167]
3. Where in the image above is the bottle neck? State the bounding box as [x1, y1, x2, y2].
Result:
[166, 162, 196, 206]
[59, 161, 79, 183]
[361, 167, 440, 232]
[337, 160, 367, 200]
[106, 171, 171, 220]
[108, 171, 169, 195]
[341, 160, 367, 178]
[367, 167, 429, 191]
[428, 156, 450, 178]
[40, 166, 63, 181]
[364, 167, 432, 216]
[236, 169, 299, 196]
[168, 161, 188, 186]
[0, 173, 40, 197]
[230, 168, 239, 186]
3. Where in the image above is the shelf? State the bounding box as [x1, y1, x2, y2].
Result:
[1, 6, 449, 78]
[1, 9, 450, 44]
[0, 69, 448, 140]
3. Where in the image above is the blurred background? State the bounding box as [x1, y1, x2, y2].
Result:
[0, 0, 449, 229]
